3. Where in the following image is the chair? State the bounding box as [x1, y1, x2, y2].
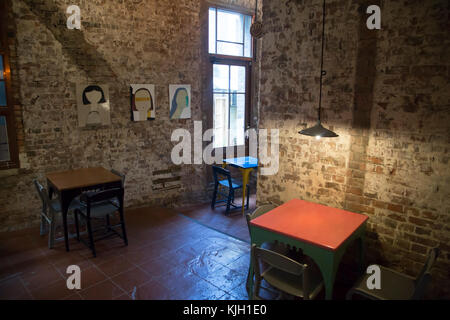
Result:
[251, 244, 324, 300]
[33, 179, 81, 249]
[74, 187, 128, 257]
[211, 165, 250, 215]
[346, 247, 440, 300]
[246, 204, 290, 253]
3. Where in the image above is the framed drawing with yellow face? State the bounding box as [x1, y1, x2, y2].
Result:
[131, 84, 156, 121]
[169, 84, 191, 120]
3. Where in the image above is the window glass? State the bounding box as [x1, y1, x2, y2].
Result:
[217, 10, 243, 43]
[0, 55, 4, 80]
[213, 63, 246, 148]
[0, 81, 6, 106]
[209, 7, 252, 58]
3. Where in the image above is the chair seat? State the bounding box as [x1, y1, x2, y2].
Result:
[49, 198, 82, 213]
[77, 202, 119, 219]
[350, 266, 416, 300]
[218, 179, 243, 189]
[262, 262, 323, 299]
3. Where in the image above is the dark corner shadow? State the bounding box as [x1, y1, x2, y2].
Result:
[21, 0, 118, 81]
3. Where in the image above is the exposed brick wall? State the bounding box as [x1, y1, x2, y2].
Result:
[257, 0, 449, 298]
[0, 0, 257, 232]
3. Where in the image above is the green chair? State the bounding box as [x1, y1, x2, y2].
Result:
[251, 244, 324, 300]
[246, 204, 290, 254]
[346, 247, 440, 300]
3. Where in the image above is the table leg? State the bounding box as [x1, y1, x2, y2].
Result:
[240, 168, 252, 216]
[61, 199, 70, 252]
[359, 233, 366, 274]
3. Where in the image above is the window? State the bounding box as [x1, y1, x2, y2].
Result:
[0, 1, 19, 168]
[208, 7, 252, 149]
[209, 8, 252, 58]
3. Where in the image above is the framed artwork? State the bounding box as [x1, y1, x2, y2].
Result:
[169, 84, 191, 119]
[76, 83, 111, 127]
[130, 84, 156, 121]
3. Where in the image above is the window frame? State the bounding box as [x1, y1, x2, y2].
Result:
[207, 5, 253, 152]
[0, 0, 20, 169]
[209, 6, 253, 59]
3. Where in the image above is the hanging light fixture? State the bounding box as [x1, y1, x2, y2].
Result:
[299, 0, 338, 140]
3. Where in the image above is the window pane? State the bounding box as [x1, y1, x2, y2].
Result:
[213, 93, 229, 148]
[208, 8, 216, 54]
[217, 42, 243, 56]
[217, 10, 243, 43]
[213, 64, 229, 93]
[0, 81, 6, 106]
[0, 116, 10, 161]
[229, 94, 245, 146]
[244, 15, 252, 57]
[230, 66, 246, 93]
[0, 55, 4, 80]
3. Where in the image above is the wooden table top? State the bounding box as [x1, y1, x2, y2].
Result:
[250, 199, 368, 251]
[46, 167, 121, 191]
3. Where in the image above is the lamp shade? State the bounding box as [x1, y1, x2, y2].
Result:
[298, 121, 338, 138]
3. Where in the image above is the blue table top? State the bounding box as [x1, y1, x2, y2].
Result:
[224, 156, 258, 169]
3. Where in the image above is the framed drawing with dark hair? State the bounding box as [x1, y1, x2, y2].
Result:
[76, 83, 111, 127]
[130, 84, 156, 121]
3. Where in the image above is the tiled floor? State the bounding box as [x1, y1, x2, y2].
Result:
[0, 204, 270, 300]
[0, 198, 358, 300]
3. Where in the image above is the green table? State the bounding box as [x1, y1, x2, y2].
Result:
[247, 199, 368, 300]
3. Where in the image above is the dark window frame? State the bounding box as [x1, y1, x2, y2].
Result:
[0, 0, 20, 169]
[207, 5, 253, 152]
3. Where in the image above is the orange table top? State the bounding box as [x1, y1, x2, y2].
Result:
[46, 167, 121, 191]
[250, 199, 368, 251]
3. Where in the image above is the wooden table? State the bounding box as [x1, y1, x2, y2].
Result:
[46, 167, 122, 251]
[247, 198, 368, 299]
[223, 156, 258, 215]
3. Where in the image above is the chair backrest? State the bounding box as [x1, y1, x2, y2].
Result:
[111, 169, 125, 187]
[212, 165, 232, 187]
[251, 244, 306, 277]
[33, 179, 48, 212]
[412, 247, 439, 299]
[245, 204, 277, 235]
[80, 187, 124, 217]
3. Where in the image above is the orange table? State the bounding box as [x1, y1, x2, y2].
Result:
[248, 198, 368, 299]
[47, 167, 121, 251]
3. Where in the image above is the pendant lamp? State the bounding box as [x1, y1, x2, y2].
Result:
[299, 0, 338, 139]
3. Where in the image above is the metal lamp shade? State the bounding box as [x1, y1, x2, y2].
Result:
[298, 121, 338, 138]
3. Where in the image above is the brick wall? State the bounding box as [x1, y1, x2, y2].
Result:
[257, 0, 449, 298]
[0, 0, 257, 232]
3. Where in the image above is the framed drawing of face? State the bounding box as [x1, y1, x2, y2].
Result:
[169, 85, 191, 119]
[76, 83, 111, 127]
[131, 84, 156, 121]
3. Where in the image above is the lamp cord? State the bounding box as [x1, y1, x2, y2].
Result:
[318, 0, 326, 122]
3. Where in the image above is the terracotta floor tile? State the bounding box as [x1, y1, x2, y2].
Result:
[0, 277, 32, 300]
[80, 280, 125, 300]
[30, 279, 74, 300]
[201, 265, 247, 294]
[20, 262, 62, 290]
[111, 267, 152, 293]
[131, 280, 172, 300]
[97, 255, 134, 277]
